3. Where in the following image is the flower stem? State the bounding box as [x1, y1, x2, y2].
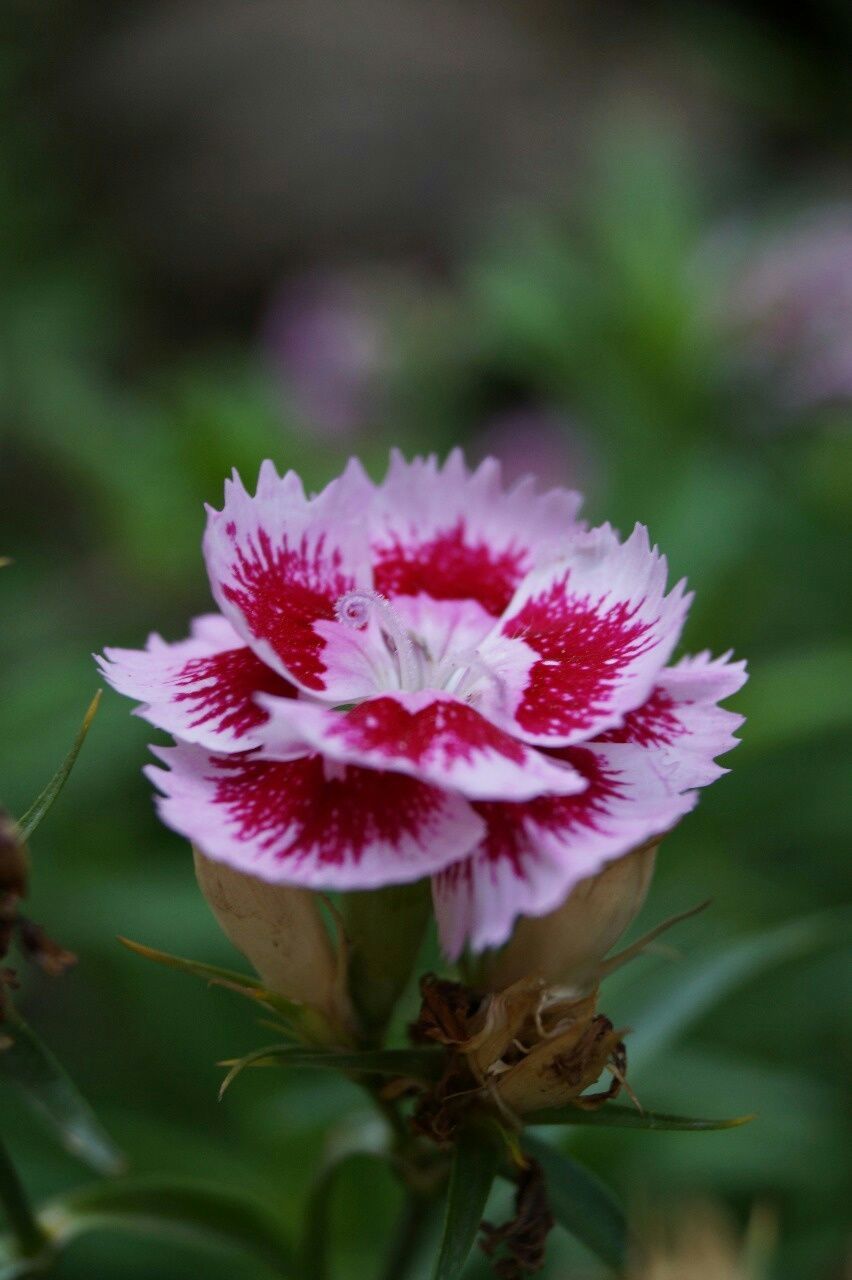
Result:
[0, 1138, 48, 1260]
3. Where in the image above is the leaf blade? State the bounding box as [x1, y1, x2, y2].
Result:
[627, 909, 848, 1075]
[18, 692, 101, 841]
[0, 1008, 124, 1175]
[40, 1177, 296, 1277]
[433, 1121, 502, 1280]
[220, 1044, 444, 1098]
[522, 1134, 627, 1270]
[298, 1151, 389, 1280]
[524, 1103, 753, 1131]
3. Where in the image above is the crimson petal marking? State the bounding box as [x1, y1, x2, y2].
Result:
[147, 742, 484, 890]
[479, 524, 692, 746]
[370, 449, 584, 616]
[97, 614, 298, 753]
[433, 741, 695, 958]
[597, 650, 747, 790]
[257, 691, 588, 801]
[203, 459, 392, 700]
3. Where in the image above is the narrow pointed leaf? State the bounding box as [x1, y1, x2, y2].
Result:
[433, 1121, 502, 1280]
[628, 909, 848, 1074]
[525, 1103, 753, 1131]
[118, 937, 331, 1042]
[18, 692, 101, 841]
[522, 1135, 627, 1270]
[118, 935, 265, 992]
[220, 1044, 444, 1098]
[39, 1178, 295, 1277]
[0, 1009, 123, 1175]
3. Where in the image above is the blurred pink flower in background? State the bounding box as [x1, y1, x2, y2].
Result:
[474, 406, 598, 494]
[262, 269, 400, 437]
[714, 204, 852, 412]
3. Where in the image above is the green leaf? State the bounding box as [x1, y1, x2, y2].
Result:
[736, 644, 852, 756]
[0, 1008, 123, 1175]
[298, 1152, 388, 1280]
[627, 909, 848, 1075]
[220, 1044, 444, 1098]
[433, 1121, 502, 1280]
[0, 1139, 50, 1265]
[39, 1178, 295, 1277]
[525, 1103, 753, 1131]
[521, 1135, 627, 1270]
[17, 692, 101, 840]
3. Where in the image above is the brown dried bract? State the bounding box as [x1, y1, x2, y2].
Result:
[481, 1157, 555, 1278]
[17, 919, 77, 978]
[409, 975, 629, 1141]
[0, 808, 76, 1018]
[409, 973, 481, 1046]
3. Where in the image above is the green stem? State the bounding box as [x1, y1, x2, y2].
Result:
[0, 1138, 48, 1259]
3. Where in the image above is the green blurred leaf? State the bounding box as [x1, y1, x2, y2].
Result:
[220, 1044, 444, 1098]
[737, 645, 852, 756]
[0, 1007, 123, 1175]
[522, 1134, 627, 1270]
[433, 1120, 502, 1280]
[299, 1151, 388, 1280]
[17, 691, 100, 840]
[40, 1178, 295, 1277]
[0, 1138, 51, 1272]
[525, 1103, 752, 1131]
[627, 909, 848, 1074]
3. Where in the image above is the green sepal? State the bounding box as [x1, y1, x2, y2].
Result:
[342, 881, 431, 1041]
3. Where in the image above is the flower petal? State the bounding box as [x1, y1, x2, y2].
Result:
[258, 691, 588, 801]
[203, 460, 393, 700]
[478, 523, 692, 746]
[370, 449, 583, 617]
[146, 742, 484, 890]
[596, 650, 747, 790]
[97, 614, 298, 753]
[433, 741, 695, 958]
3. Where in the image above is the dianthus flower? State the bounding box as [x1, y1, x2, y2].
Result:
[100, 452, 745, 958]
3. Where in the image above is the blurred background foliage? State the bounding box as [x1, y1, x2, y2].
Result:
[1, 1, 850, 1277]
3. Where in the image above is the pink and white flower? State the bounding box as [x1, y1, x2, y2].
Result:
[99, 451, 746, 958]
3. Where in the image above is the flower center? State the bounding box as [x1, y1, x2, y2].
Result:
[335, 590, 501, 703]
[335, 589, 420, 692]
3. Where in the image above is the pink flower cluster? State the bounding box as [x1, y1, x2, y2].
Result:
[100, 453, 746, 957]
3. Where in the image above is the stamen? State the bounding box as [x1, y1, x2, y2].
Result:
[446, 650, 507, 704]
[335, 589, 419, 691]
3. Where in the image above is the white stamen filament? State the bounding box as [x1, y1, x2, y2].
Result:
[335, 589, 419, 692]
[442, 649, 506, 704]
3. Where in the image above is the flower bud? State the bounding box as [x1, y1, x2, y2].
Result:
[193, 849, 350, 1035]
[480, 842, 658, 996]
